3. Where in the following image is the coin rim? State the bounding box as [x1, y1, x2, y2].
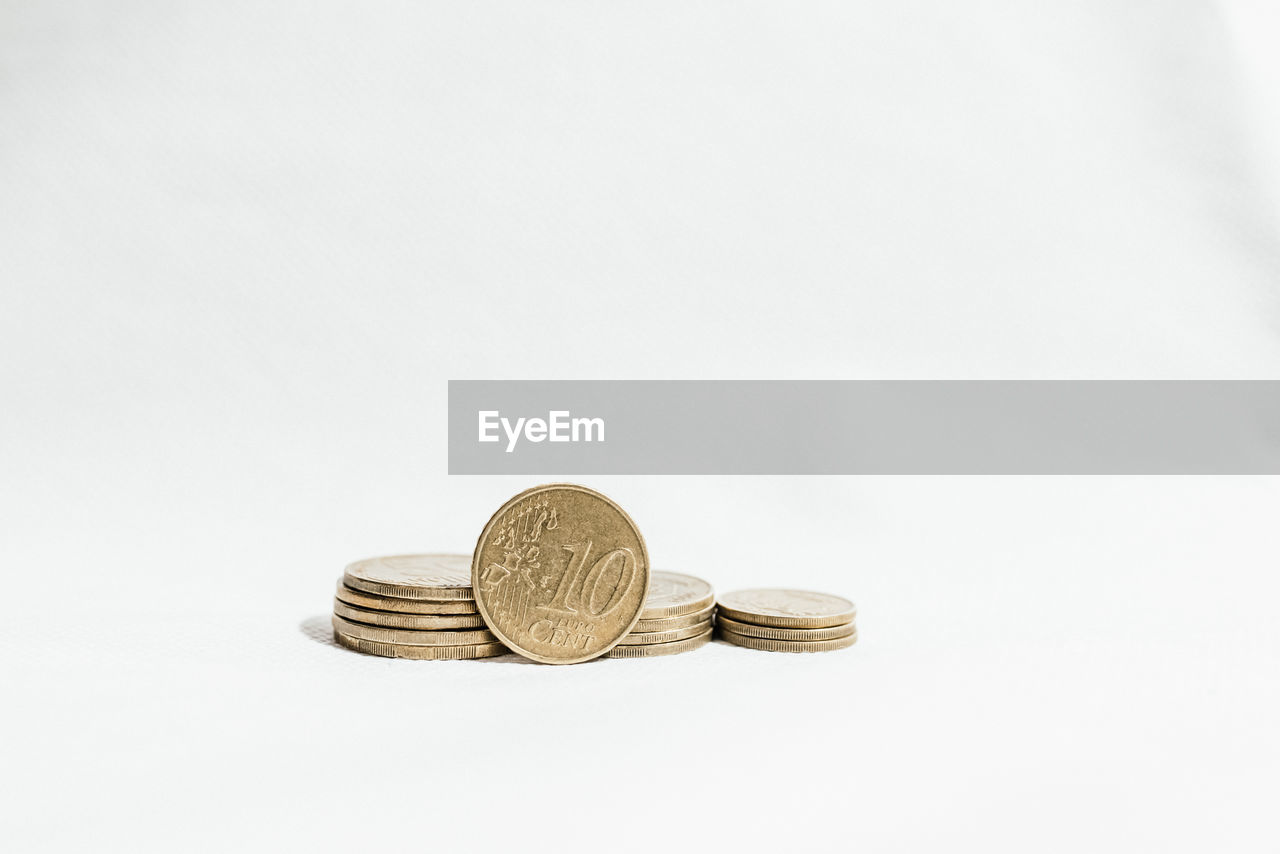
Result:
[617, 620, 713, 646]
[604, 627, 713, 658]
[471, 483, 651, 665]
[342, 554, 477, 601]
[334, 582, 479, 614]
[638, 570, 716, 619]
[333, 599, 488, 630]
[331, 614, 498, 646]
[714, 613, 857, 641]
[333, 631, 509, 660]
[718, 627, 859, 652]
[631, 604, 716, 632]
[717, 588, 857, 628]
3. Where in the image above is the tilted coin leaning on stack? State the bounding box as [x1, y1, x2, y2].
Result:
[715, 589, 858, 652]
[605, 570, 716, 658]
[332, 554, 508, 659]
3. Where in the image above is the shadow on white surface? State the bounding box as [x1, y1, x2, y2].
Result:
[298, 615, 336, 646]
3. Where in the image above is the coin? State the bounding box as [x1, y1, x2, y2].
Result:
[333, 631, 509, 660]
[639, 571, 715, 619]
[717, 589, 856, 629]
[472, 483, 650, 664]
[333, 599, 487, 630]
[331, 614, 497, 646]
[604, 627, 713, 658]
[631, 604, 716, 632]
[715, 614, 856, 641]
[343, 554, 475, 601]
[616, 621, 712, 646]
[718, 628, 858, 653]
[335, 582, 479, 615]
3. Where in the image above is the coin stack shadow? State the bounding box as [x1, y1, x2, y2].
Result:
[605, 570, 716, 659]
[715, 589, 858, 653]
[332, 556, 509, 660]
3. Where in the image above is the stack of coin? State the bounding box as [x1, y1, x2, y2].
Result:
[716, 588, 857, 652]
[333, 554, 509, 660]
[606, 570, 715, 658]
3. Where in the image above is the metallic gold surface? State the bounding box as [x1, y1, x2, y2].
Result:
[331, 614, 497, 646]
[335, 582, 479, 615]
[333, 599, 487, 630]
[630, 605, 715, 632]
[616, 621, 713, 646]
[717, 589, 856, 629]
[342, 554, 475, 601]
[333, 631, 509, 660]
[603, 627, 713, 658]
[714, 614, 856, 641]
[718, 627, 858, 653]
[472, 484, 649, 664]
[638, 571, 715, 619]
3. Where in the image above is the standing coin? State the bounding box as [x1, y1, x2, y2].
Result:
[343, 554, 475, 601]
[640, 571, 715, 619]
[715, 614, 855, 641]
[472, 484, 650, 664]
[717, 589, 856, 629]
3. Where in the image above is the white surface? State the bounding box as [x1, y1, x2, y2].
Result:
[2, 3, 1279, 852]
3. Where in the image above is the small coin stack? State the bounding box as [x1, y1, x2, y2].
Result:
[606, 570, 716, 658]
[716, 588, 857, 653]
[333, 554, 509, 660]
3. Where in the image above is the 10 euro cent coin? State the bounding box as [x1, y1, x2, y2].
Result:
[472, 484, 650, 664]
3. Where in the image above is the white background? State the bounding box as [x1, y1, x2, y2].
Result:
[3, 3, 1278, 851]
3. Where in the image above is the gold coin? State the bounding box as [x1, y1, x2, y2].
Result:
[334, 631, 508, 660]
[331, 614, 497, 646]
[717, 589, 856, 629]
[335, 582, 479, 615]
[715, 614, 856, 641]
[604, 627, 713, 658]
[718, 627, 858, 653]
[617, 620, 713, 646]
[631, 604, 715, 632]
[343, 554, 475, 601]
[472, 483, 650, 665]
[333, 599, 487, 630]
[639, 571, 715, 619]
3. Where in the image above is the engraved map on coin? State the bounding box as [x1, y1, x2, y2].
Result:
[472, 484, 650, 664]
